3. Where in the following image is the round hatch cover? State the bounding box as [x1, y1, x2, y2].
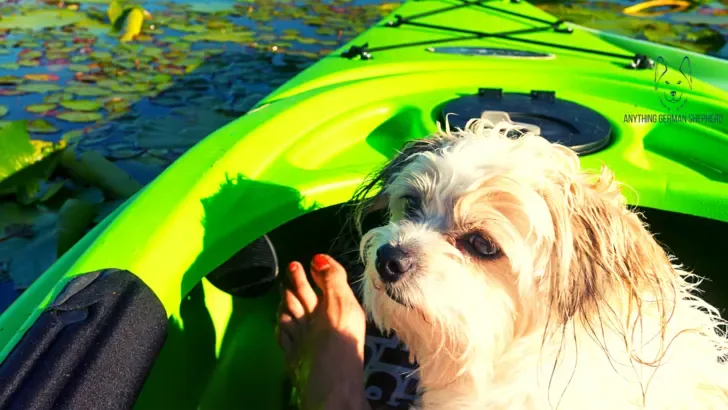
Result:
[440, 89, 612, 155]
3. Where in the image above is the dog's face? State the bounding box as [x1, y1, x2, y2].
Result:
[655, 56, 692, 110]
[354, 119, 676, 378]
[358, 131, 554, 354]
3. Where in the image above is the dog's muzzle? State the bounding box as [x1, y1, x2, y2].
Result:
[375, 244, 413, 283]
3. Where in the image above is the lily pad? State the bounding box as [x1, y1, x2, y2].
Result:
[175, 57, 204, 67]
[182, 31, 255, 43]
[18, 59, 41, 68]
[62, 129, 86, 144]
[151, 73, 173, 84]
[168, 23, 206, 33]
[27, 119, 59, 133]
[0, 106, 7, 117]
[115, 60, 138, 70]
[59, 100, 103, 112]
[68, 64, 92, 72]
[25, 103, 57, 114]
[0, 63, 20, 70]
[90, 51, 113, 61]
[109, 82, 151, 93]
[19, 50, 43, 59]
[64, 85, 113, 97]
[141, 46, 164, 57]
[169, 41, 191, 51]
[56, 111, 104, 123]
[16, 83, 63, 93]
[44, 93, 75, 103]
[0, 120, 66, 195]
[104, 98, 132, 112]
[24, 73, 60, 82]
[0, 10, 84, 29]
[0, 75, 24, 85]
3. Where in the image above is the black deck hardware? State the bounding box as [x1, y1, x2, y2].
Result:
[206, 234, 280, 298]
[341, 43, 372, 60]
[441, 89, 612, 155]
[628, 54, 655, 70]
[0, 269, 167, 410]
[530, 90, 556, 103]
[341, 0, 639, 64]
[478, 87, 503, 99]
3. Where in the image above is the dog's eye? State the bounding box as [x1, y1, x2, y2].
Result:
[467, 234, 499, 258]
[402, 195, 420, 219]
[665, 81, 670, 84]
[677, 80, 682, 84]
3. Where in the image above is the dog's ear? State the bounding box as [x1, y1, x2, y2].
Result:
[350, 134, 454, 234]
[679, 56, 692, 87]
[654, 56, 668, 90]
[543, 163, 677, 335]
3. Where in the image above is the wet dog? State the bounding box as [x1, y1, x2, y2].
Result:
[353, 115, 728, 409]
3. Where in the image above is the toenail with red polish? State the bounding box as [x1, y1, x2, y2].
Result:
[312, 254, 329, 270]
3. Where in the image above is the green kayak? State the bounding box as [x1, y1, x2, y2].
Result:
[1, 0, 727, 408]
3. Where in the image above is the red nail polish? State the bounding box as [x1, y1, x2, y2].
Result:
[288, 261, 298, 272]
[311, 254, 329, 270]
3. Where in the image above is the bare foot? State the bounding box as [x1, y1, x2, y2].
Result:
[277, 254, 369, 410]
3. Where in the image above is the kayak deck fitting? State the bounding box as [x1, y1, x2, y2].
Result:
[1, 0, 727, 408]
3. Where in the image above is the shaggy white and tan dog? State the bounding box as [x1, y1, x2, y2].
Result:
[352, 115, 728, 410]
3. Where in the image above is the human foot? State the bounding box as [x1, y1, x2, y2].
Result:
[277, 253, 369, 410]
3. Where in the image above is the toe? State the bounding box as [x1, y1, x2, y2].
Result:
[278, 310, 296, 335]
[277, 311, 299, 364]
[310, 254, 366, 334]
[277, 320, 293, 355]
[284, 288, 306, 320]
[310, 254, 350, 296]
[288, 261, 318, 313]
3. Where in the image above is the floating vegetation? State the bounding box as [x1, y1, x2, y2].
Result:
[59, 100, 104, 112]
[56, 111, 105, 123]
[25, 104, 58, 114]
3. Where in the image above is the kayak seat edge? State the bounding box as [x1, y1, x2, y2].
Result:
[0, 269, 167, 410]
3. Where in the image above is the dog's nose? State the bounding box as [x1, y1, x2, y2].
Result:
[670, 90, 676, 96]
[375, 244, 413, 283]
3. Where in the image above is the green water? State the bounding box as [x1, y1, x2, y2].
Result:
[0, 0, 726, 312]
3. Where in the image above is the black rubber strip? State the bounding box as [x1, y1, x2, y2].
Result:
[0, 269, 168, 410]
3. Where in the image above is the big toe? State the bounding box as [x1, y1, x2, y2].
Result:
[310, 254, 350, 296]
